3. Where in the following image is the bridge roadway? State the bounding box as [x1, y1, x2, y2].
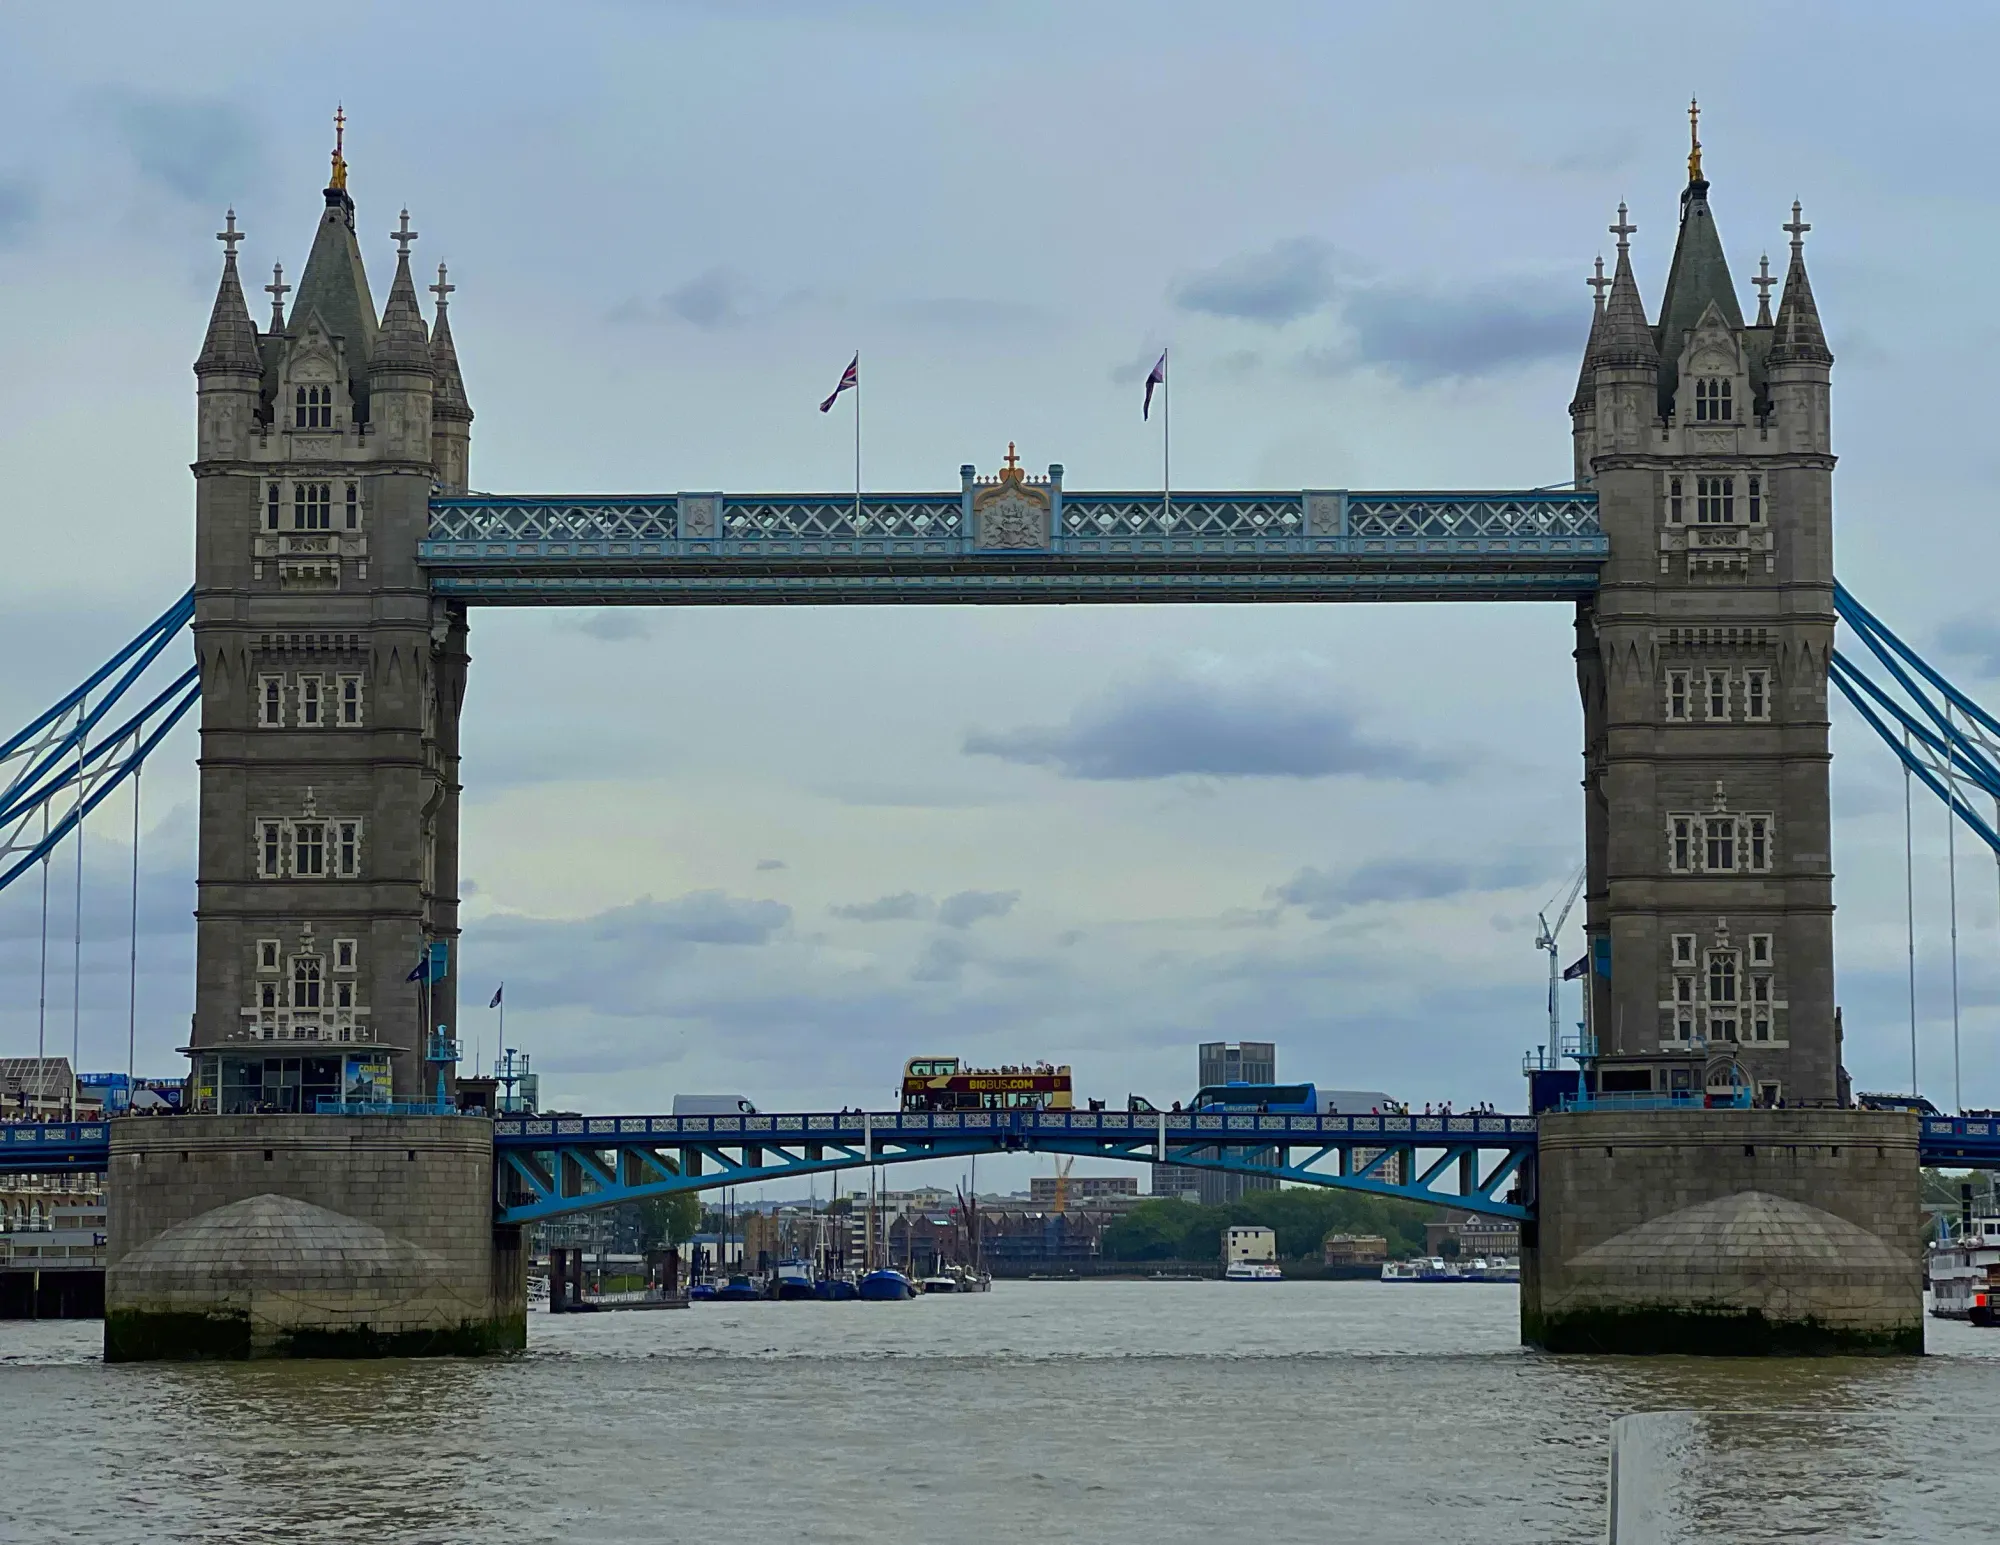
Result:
[10, 1112, 1998, 1226]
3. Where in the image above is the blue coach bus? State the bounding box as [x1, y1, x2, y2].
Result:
[1190, 1081, 1320, 1114]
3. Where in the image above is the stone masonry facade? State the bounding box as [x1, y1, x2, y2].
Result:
[188, 137, 473, 1109]
[1569, 134, 1840, 1105]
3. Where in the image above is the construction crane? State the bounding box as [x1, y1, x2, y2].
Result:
[1536, 866, 1586, 1054]
[1051, 1155, 1075, 1214]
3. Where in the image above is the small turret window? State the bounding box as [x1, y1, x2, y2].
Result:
[266, 484, 281, 532]
[345, 484, 359, 530]
[294, 385, 333, 430]
[1694, 377, 1732, 422]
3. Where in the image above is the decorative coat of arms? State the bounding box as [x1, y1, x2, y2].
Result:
[973, 444, 1051, 549]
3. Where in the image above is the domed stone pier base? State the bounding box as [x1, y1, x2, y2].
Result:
[1522, 1109, 1924, 1356]
[105, 1116, 525, 1360]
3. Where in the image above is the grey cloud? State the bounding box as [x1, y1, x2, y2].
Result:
[0, 177, 36, 248]
[106, 92, 262, 204]
[755, 858, 787, 872]
[1271, 857, 1539, 920]
[936, 889, 1018, 929]
[1175, 237, 1581, 383]
[830, 891, 933, 922]
[963, 661, 1459, 783]
[910, 932, 973, 983]
[571, 610, 653, 642]
[663, 267, 755, 329]
[893, 296, 1051, 334]
[1174, 237, 1344, 325]
[1937, 615, 2000, 678]
[489, 890, 789, 951]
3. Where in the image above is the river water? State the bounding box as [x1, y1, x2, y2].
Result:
[3, 1285, 1996, 1544]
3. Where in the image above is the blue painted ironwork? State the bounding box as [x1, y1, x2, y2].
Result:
[0, 588, 199, 894]
[419, 487, 1606, 605]
[0, 1122, 112, 1173]
[1833, 582, 2000, 854]
[1920, 1115, 2000, 1165]
[491, 1108, 1542, 1225]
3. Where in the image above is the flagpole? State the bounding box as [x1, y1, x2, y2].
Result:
[1162, 346, 1172, 526]
[854, 349, 862, 528]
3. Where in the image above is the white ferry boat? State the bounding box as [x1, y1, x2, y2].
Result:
[1223, 1260, 1283, 1282]
[1928, 1215, 2000, 1323]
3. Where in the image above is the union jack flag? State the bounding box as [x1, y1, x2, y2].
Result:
[819, 352, 859, 412]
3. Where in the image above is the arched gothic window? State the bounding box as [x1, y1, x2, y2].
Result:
[293, 384, 333, 430]
[1694, 377, 1733, 422]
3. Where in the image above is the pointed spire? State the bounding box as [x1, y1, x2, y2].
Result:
[1571, 256, 1612, 414]
[195, 210, 261, 376]
[370, 210, 431, 374]
[265, 260, 291, 333]
[1592, 204, 1658, 370]
[1768, 201, 1832, 367]
[1752, 253, 1774, 327]
[429, 262, 472, 422]
[291, 107, 378, 388]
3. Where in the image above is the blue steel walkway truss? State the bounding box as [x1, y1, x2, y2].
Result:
[419, 487, 1607, 605]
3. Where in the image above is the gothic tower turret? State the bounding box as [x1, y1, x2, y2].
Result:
[186, 117, 472, 1112]
[1570, 106, 1840, 1107]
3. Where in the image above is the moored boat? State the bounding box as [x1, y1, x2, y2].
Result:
[1223, 1260, 1283, 1282]
[712, 1274, 761, 1303]
[1928, 1215, 2000, 1321]
[858, 1268, 917, 1301]
[772, 1259, 817, 1300]
[814, 1276, 859, 1301]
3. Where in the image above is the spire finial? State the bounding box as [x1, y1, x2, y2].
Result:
[1687, 97, 1703, 183]
[1784, 200, 1810, 258]
[1001, 441, 1021, 479]
[1752, 253, 1774, 325]
[430, 262, 454, 310]
[266, 260, 290, 329]
[1610, 203, 1636, 253]
[216, 209, 243, 260]
[1587, 254, 1610, 309]
[392, 208, 419, 258]
[330, 104, 348, 192]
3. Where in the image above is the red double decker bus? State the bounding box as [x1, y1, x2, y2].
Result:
[900, 1057, 1074, 1112]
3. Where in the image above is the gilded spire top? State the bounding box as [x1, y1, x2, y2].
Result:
[329, 104, 349, 192]
[999, 441, 1023, 481]
[1687, 97, 1703, 184]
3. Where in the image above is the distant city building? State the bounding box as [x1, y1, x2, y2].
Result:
[1426, 1210, 1521, 1260]
[1151, 1042, 1284, 1204]
[1223, 1224, 1277, 1264]
[1, 1057, 77, 1120]
[1028, 1175, 1138, 1204]
[1322, 1233, 1389, 1267]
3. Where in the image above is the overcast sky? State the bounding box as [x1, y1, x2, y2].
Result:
[3, 2, 1998, 1161]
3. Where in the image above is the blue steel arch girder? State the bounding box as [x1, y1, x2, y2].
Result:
[418, 489, 1606, 606]
[491, 1109, 1542, 1225]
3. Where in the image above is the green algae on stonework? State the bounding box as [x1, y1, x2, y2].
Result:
[1524, 1303, 1924, 1357]
[105, 1308, 253, 1362]
[105, 1310, 526, 1361]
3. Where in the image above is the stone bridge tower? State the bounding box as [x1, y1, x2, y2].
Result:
[1569, 120, 1839, 1106]
[185, 128, 472, 1110]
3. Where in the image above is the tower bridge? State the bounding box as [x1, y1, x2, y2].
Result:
[5, 114, 1996, 1357]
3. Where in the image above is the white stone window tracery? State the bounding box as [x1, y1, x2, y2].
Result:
[344, 483, 360, 531]
[251, 814, 362, 879]
[295, 482, 332, 532]
[1706, 668, 1731, 721]
[294, 384, 333, 430]
[337, 674, 364, 727]
[294, 821, 325, 877]
[1667, 476, 1684, 524]
[266, 483, 282, 532]
[1666, 669, 1691, 721]
[1747, 475, 1764, 523]
[1696, 476, 1735, 524]
[1706, 949, 1739, 1041]
[257, 939, 280, 972]
[300, 677, 322, 727]
[1745, 669, 1770, 721]
[291, 954, 323, 1010]
[1694, 377, 1733, 422]
[258, 675, 284, 729]
[335, 939, 356, 972]
[1666, 814, 1775, 874]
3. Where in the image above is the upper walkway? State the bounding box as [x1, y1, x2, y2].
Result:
[418, 486, 1606, 605]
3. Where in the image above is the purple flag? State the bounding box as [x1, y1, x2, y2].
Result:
[1142, 350, 1167, 420]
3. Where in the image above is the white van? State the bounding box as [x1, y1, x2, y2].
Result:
[671, 1094, 758, 1116]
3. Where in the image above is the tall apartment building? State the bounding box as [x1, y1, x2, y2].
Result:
[1150, 1041, 1281, 1204]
